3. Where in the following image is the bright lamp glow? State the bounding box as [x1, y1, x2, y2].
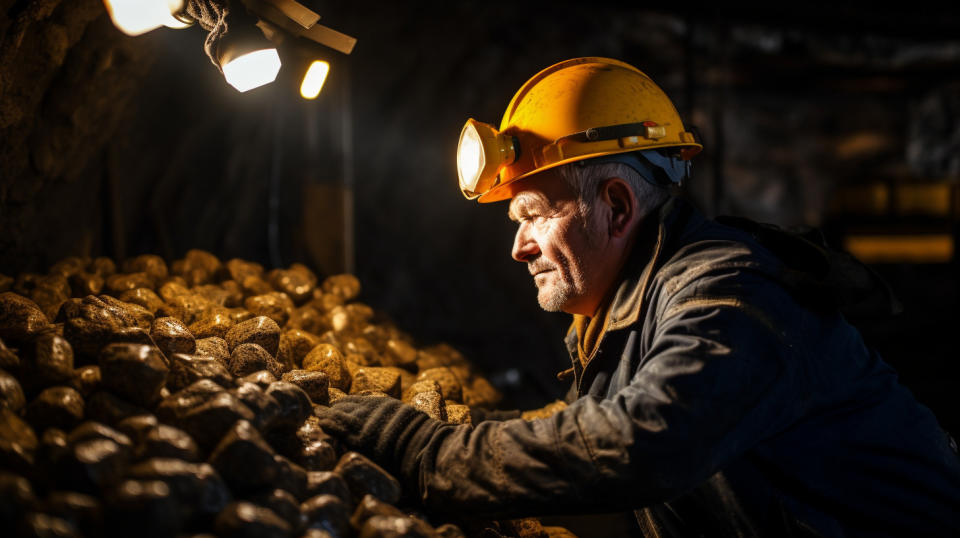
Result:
[222, 49, 282, 92]
[103, 0, 188, 36]
[300, 61, 330, 100]
[458, 123, 485, 192]
[163, 10, 192, 30]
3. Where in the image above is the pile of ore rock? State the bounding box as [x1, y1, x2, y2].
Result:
[0, 250, 565, 537]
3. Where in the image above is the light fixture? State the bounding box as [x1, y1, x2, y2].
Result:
[102, 0, 356, 95]
[458, 123, 485, 193]
[222, 49, 282, 92]
[267, 32, 336, 100]
[456, 119, 518, 199]
[216, 20, 282, 93]
[102, 0, 193, 37]
[299, 60, 330, 99]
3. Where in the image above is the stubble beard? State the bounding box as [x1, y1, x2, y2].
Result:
[537, 278, 574, 312]
[534, 213, 602, 312]
[530, 258, 580, 312]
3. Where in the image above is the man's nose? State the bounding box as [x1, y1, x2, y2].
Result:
[512, 223, 540, 262]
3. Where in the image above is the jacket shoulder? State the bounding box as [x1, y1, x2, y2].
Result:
[654, 219, 787, 301]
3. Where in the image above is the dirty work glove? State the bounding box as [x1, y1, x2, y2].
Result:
[315, 395, 447, 484]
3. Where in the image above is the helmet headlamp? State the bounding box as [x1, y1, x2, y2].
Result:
[457, 119, 518, 200]
[455, 58, 703, 203]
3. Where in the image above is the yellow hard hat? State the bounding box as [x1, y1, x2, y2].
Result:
[457, 57, 702, 202]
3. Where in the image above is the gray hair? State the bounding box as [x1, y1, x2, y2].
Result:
[556, 161, 669, 222]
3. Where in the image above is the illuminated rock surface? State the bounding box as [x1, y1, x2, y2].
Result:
[0, 254, 572, 536]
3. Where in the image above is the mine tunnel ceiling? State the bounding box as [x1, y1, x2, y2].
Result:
[654, 6, 960, 92]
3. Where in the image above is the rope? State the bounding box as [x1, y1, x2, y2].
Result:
[184, 0, 232, 70]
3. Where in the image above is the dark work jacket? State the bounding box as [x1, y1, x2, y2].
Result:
[416, 197, 960, 537]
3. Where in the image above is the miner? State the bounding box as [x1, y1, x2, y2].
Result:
[318, 57, 960, 536]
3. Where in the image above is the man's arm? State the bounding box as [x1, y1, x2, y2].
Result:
[427, 295, 800, 513]
[318, 282, 804, 517]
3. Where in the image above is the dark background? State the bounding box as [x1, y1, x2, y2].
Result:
[1, 2, 958, 437]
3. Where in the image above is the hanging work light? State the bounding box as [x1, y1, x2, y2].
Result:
[102, 0, 355, 95]
[299, 60, 330, 99]
[274, 39, 333, 100]
[252, 23, 337, 101]
[221, 48, 282, 92]
[102, 0, 193, 36]
[217, 21, 282, 93]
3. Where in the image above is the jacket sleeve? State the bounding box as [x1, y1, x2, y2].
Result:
[415, 274, 806, 517]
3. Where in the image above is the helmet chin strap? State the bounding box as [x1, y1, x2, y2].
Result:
[575, 150, 691, 187]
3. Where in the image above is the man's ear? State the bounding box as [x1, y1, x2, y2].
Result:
[599, 178, 636, 237]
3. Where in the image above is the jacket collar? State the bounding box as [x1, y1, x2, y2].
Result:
[567, 196, 705, 364]
[607, 195, 703, 330]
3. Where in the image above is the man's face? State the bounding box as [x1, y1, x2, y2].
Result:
[508, 171, 605, 314]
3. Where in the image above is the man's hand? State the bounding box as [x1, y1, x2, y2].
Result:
[315, 395, 447, 485]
